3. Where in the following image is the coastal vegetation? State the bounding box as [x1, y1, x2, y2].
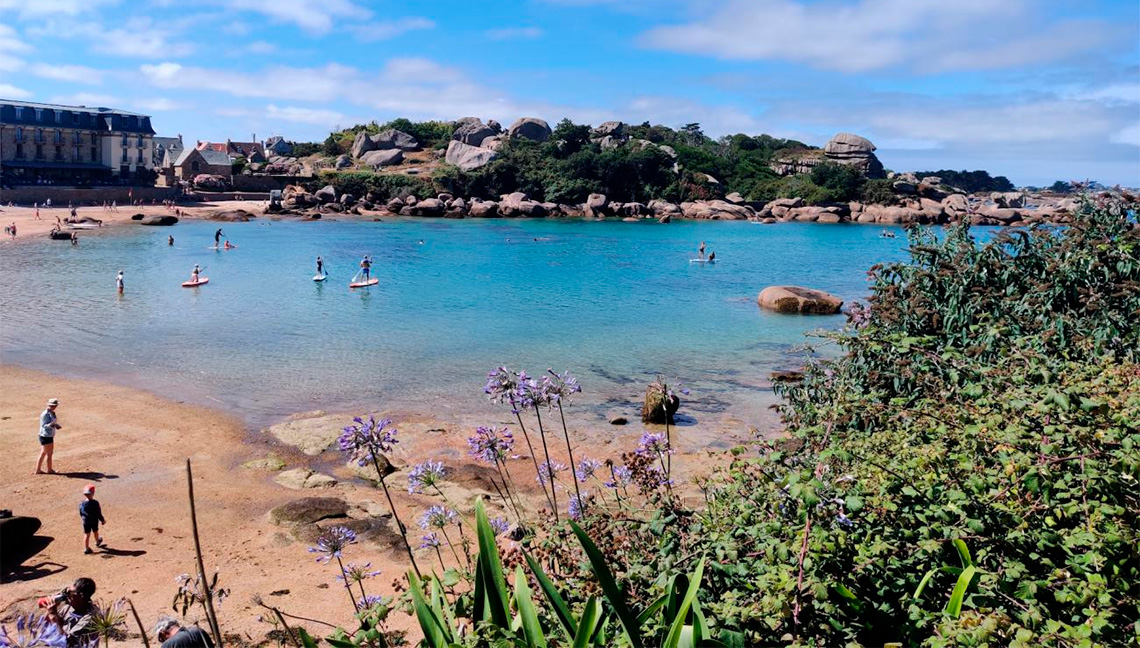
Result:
[295, 118, 1016, 208]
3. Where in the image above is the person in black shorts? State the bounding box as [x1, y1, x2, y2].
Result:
[80, 484, 106, 554]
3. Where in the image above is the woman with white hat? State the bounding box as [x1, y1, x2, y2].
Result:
[36, 398, 62, 474]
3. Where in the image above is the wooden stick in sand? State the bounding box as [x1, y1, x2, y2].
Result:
[187, 459, 224, 647]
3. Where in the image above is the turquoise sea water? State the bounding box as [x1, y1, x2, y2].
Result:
[0, 218, 909, 429]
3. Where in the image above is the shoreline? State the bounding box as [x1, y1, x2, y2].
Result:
[0, 363, 764, 642]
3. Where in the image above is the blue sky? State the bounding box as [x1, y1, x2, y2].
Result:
[1, 0, 1137, 186]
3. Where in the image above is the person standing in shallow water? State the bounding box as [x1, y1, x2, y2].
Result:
[698, 241, 706, 260]
[116, 270, 124, 294]
[168, 235, 174, 246]
[36, 398, 62, 474]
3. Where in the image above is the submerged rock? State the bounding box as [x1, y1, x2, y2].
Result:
[642, 381, 680, 424]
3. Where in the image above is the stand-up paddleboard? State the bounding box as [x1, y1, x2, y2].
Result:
[689, 258, 716, 264]
[67, 223, 99, 230]
[182, 277, 209, 287]
[349, 277, 379, 288]
[313, 274, 327, 282]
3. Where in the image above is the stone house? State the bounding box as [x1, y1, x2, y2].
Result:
[171, 147, 233, 182]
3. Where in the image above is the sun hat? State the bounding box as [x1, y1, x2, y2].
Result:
[83, 484, 95, 495]
[47, 398, 59, 406]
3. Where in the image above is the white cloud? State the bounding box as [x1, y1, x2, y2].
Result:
[50, 92, 119, 106]
[348, 17, 435, 42]
[0, 23, 30, 52]
[266, 104, 349, 126]
[0, 0, 117, 18]
[246, 41, 277, 55]
[0, 82, 32, 98]
[135, 97, 182, 111]
[486, 27, 544, 40]
[31, 63, 105, 84]
[28, 17, 194, 59]
[1111, 122, 1140, 147]
[640, 0, 1113, 73]
[224, 0, 371, 34]
[141, 62, 359, 101]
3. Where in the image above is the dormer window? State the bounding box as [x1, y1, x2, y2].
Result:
[14, 107, 22, 119]
[34, 108, 43, 121]
[54, 110, 61, 123]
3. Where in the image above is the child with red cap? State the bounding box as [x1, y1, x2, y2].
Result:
[80, 484, 106, 554]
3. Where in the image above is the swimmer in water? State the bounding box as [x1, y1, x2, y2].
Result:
[168, 235, 174, 246]
[708, 251, 716, 262]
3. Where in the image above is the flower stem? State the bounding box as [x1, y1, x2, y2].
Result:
[534, 408, 559, 522]
[512, 404, 555, 513]
[557, 403, 584, 514]
[440, 527, 463, 566]
[373, 458, 422, 579]
[335, 555, 360, 614]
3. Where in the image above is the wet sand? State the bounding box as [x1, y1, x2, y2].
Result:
[0, 200, 275, 241]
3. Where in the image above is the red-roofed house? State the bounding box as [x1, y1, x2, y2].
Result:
[196, 139, 266, 162]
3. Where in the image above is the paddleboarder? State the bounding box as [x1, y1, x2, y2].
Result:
[214, 228, 224, 247]
[316, 256, 325, 277]
[359, 255, 372, 281]
[190, 264, 201, 284]
[116, 271, 124, 294]
[698, 241, 706, 260]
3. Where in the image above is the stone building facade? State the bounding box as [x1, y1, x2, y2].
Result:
[0, 99, 156, 185]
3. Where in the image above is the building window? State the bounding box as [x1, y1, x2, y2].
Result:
[35, 128, 43, 143]
[34, 108, 43, 121]
[15, 127, 22, 142]
[137, 150, 144, 163]
[15, 143, 23, 158]
[72, 113, 79, 124]
[73, 132, 81, 144]
[54, 130, 62, 143]
[121, 133, 128, 146]
[73, 146, 80, 161]
[137, 135, 143, 147]
[54, 110, 61, 123]
[91, 146, 97, 161]
[191, 160, 200, 173]
[55, 145, 63, 160]
[121, 149, 128, 163]
[35, 144, 43, 159]
[14, 107, 22, 119]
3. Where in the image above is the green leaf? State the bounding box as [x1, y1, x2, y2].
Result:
[514, 566, 548, 648]
[570, 520, 643, 648]
[844, 494, 864, 512]
[476, 499, 512, 628]
[913, 569, 937, 600]
[952, 539, 973, 568]
[297, 628, 320, 648]
[525, 551, 577, 640]
[409, 570, 450, 648]
[664, 559, 706, 648]
[572, 596, 601, 648]
[945, 564, 976, 618]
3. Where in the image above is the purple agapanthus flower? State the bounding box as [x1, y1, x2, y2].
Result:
[575, 457, 603, 483]
[636, 432, 673, 457]
[357, 594, 387, 610]
[338, 416, 399, 467]
[419, 505, 458, 530]
[514, 371, 546, 411]
[536, 460, 567, 486]
[407, 460, 447, 494]
[489, 516, 511, 536]
[568, 491, 591, 520]
[0, 614, 68, 648]
[419, 533, 441, 549]
[309, 526, 357, 563]
[484, 367, 520, 406]
[604, 464, 633, 489]
[542, 369, 582, 407]
[336, 561, 381, 585]
[468, 426, 517, 464]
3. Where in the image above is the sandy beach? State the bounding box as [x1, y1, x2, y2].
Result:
[0, 364, 724, 644]
[0, 200, 279, 241]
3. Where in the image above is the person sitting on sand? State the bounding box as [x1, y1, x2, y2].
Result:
[699, 241, 706, 260]
[190, 264, 201, 283]
[36, 398, 62, 474]
[360, 255, 372, 280]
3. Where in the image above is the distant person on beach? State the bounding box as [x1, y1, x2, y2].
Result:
[35, 203, 41, 219]
[190, 264, 201, 283]
[36, 398, 62, 474]
[214, 228, 224, 247]
[116, 270, 124, 294]
[698, 241, 706, 260]
[168, 235, 175, 246]
[360, 255, 372, 280]
[154, 616, 215, 648]
[80, 484, 107, 554]
[40, 577, 98, 645]
[316, 256, 324, 276]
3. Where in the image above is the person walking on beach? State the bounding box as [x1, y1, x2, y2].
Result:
[36, 398, 62, 474]
[698, 241, 706, 260]
[214, 228, 225, 247]
[79, 484, 107, 554]
[116, 270, 124, 294]
[154, 616, 215, 647]
[8, 222, 15, 240]
[359, 255, 372, 280]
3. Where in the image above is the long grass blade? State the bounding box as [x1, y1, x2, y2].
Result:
[476, 499, 512, 627]
[664, 559, 705, 648]
[408, 571, 449, 647]
[514, 566, 548, 648]
[945, 564, 976, 618]
[570, 521, 643, 648]
[572, 597, 601, 648]
[524, 551, 578, 640]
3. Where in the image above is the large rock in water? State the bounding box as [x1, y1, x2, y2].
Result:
[140, 214, 179, 226]
[507, 117, 552, 142]
[642, 381, 680, 424]
[445, 140, 498, 171]
[757, 286, 843, 314]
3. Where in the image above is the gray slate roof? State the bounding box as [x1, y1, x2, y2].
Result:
[174, 148, 232, 167]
